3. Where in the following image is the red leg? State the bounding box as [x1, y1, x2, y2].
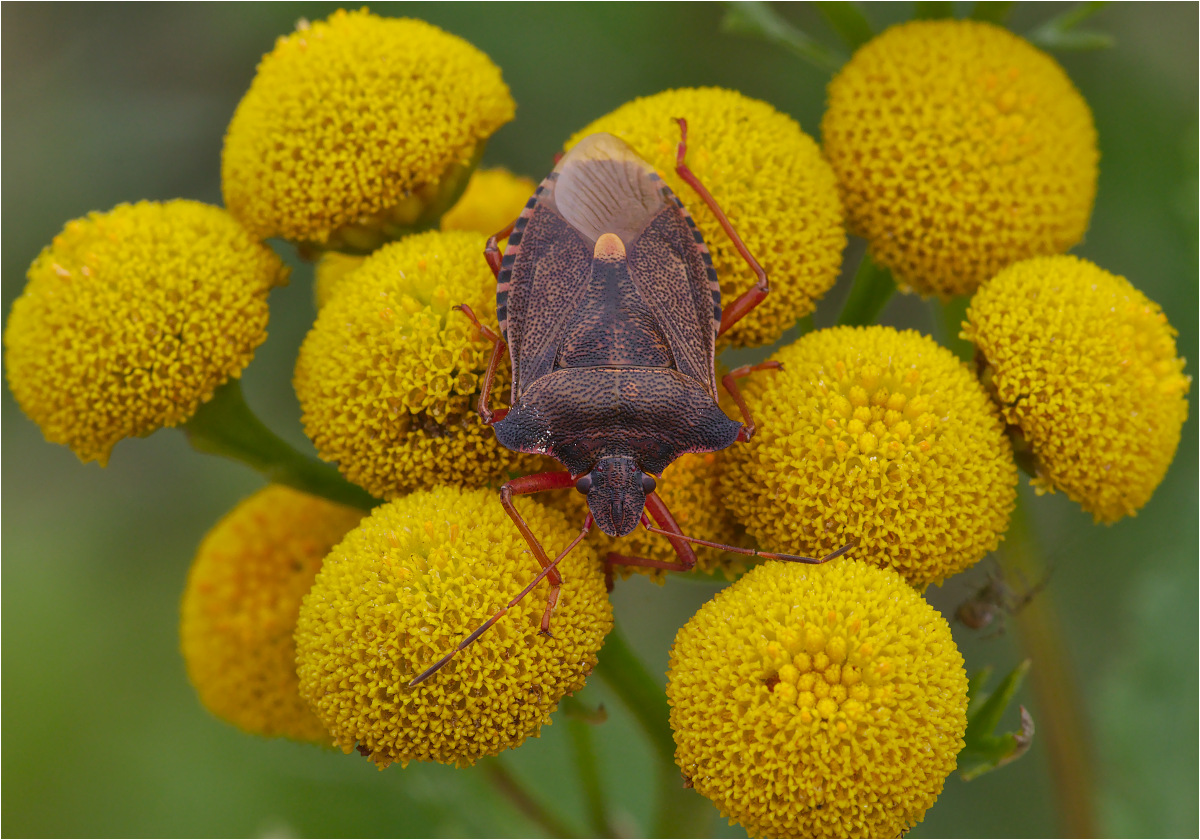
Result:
[642, 521, 857, 566]
[409, 514, 594, 686]
[500, 471, 577, 601]
[454, 303, 508, 425]
[673, 117, 770, 338]
[485, 219, 517, 279]
[723, 360, 782, 442]
[603, 494, 698, 586]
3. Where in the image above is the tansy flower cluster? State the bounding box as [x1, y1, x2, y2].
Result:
[5, 7, 1189, 840]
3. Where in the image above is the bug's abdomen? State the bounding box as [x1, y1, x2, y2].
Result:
[555, 233, 673, 370]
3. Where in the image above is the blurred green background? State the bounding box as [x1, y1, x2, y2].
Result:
[2, 3, 1195, 837]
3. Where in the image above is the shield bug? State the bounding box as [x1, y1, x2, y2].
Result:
[411, 120, 851, 685]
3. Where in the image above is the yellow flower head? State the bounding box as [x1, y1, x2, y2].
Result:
[4, 200, 288, 465]
[569, 87, 846, 348]
[295, 486, 612, 769]
[668, 558, 968, 838]
[312, 168, 536, 310]
[295, 230, 540, 498]
[721, 326, 1017, 587]
[440, 167, 536, 236]
[822, 20, 1098, 298]
[313, 251, 365, 311]
[222, 10, 515, 252]
[963, 255, 1190, 521]
[180, 485, 364, 742]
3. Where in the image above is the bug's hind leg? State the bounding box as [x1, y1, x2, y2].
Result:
[723, 360, 782, 442]
[672, 117, 771, 338]
[499, 471, 579, 631]
[453, 303, 509, 425]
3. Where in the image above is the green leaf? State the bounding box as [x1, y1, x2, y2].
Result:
[1028, 1, 1115, 51]
[913, 1, 956, 20]
[960, 659, 1036, 781]
[721, 1, 846, 73]
[811, 2, 874, 51]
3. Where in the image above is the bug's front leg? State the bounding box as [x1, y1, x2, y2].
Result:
[500, 470, 578, 632]
[603, 492, 697, 590]
[453, 303, 509, 425]
[672, 117, 771, 338]
[722, 360, 782, 442]
[485, 219, 517, 279]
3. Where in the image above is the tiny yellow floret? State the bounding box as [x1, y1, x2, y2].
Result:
[4, 200, 288, 464]
[964, 255, 1190, 521]
[721, 326, 1017, 587]
[823, 21, 1097, 297]
[569, 87, 846, 348]
[441, 167, 537, 237]
[668, 558, 968, 838]
[181, 485, 364, 742]
[313, 168, 535, 310]
[222, 10, 515, 252]
[295, 230, 543, 498]
[295, 487, 612, 768]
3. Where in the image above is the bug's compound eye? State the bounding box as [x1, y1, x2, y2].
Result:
[641, 473, 657, 494]
[575, 474, 593, 495]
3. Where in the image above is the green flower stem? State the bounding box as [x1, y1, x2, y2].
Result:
[182, 378, 379, 511]
[837, 250, 896, 326]
[1003, 495, 1098, 836]
[812, 2, 874, 51]
[562, 697, 615, 837]
[595, 626, 710, 837]
[933, 295, 975, 362]
[720, 1, 847, 74]
[483, 759, 578, 838]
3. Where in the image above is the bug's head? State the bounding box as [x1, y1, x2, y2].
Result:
[576, 456, 656, 538]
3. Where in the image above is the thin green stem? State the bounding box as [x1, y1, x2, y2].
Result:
[483, 759, 578, 838]
[812, 2, 874, 51]
[837, 251, 896, 326]
[182, 379, 379, 511]
[1002, 494, 1098, 836]
[595, 626, 710, 837]
[562, 696, 615, 837]
[721, 2, 847, 74]
[1027, 1, 1114, 51]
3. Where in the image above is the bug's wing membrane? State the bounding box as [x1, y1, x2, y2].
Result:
[501, 203, 593, 397]
[627, 209, 721, 395]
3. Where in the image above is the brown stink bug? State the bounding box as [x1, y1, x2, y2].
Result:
[411, 120, 851, 685]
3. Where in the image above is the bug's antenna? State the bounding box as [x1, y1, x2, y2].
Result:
[641, 523, 857, 565]
[408, 516, 594, 687]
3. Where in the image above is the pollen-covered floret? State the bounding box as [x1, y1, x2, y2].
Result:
[569, 87, 845, 348]
[963, 255, 1189, 521]
[295, 230, 542, 499]
[668, 558, 968, 838]
[721, 326, 1016, 587]
[181, 485, 364, 742]
[222, 10, 514, 251]
[4, 200, 288, 464]
[822, 20, 1097, 297]
[294, 487, 612, 768]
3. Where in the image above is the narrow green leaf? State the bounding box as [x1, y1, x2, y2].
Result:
[1028, 1, 1114, 51]
[837, 250, 896, 326]
[812, 2, 874, 51]
[721, 1, 846, 74]
[959, 660, 1036, 780]
[967, 658, 1031, 744]
[970, 1, 1015, 24]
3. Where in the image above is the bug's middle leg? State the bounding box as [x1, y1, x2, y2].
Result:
[500, 470, 578, 632]
[672, 117, 771, 338]
[454, 303, 509, 425]
[723, 360, 782, 442]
